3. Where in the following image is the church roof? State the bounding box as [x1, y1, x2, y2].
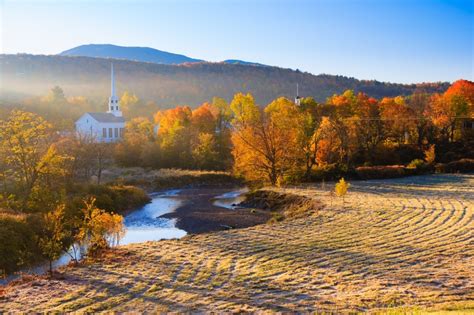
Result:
[86, 112, 125, 123]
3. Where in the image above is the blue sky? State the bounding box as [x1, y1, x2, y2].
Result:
[1, 0, 472, 83]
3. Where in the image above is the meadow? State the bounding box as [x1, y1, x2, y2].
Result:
[2, 174, 472, 312]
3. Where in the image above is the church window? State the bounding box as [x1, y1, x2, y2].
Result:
[109, 128, 113, 138]
[114, 128, 118, 138]
[103, 128, 107, 138]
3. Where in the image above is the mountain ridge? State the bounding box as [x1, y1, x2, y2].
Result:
[59, 44, 269, 67]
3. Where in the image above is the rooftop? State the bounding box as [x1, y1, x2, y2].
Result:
[87, 112, 125, 123]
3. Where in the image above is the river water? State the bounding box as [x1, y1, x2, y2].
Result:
[1, 188, 246, 285]
[121, 189, 187, 244]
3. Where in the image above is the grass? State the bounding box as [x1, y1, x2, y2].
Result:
[1, 174, 473, 312]
[101, 167, 242, 190]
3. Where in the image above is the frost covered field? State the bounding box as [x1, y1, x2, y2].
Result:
[2, 174, 473, 312]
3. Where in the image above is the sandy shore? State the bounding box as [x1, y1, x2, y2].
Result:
[161, 186, 271, 233]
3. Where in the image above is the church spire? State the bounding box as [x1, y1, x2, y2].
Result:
[111, 63, 116, 98]
[107, 63, 122, 117]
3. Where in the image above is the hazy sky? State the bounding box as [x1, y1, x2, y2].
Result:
[1, 0, 472, 83]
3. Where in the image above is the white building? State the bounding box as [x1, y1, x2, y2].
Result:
[75, 64, 125, 143]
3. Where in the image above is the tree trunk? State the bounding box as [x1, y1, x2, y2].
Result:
[49, 260, 53, 278]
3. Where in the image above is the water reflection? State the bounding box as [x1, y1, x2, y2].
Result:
[121, 190, 187, 244]
[213, 188, 249, 209]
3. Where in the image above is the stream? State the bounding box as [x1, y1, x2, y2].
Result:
[1, 187, 247, 285]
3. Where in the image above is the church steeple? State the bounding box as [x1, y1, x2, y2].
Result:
[295, 83, 301, 106]
[111, 63, 116, 98]
[107, 63, 122, 117]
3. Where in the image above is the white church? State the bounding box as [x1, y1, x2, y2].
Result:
[75, 64, 125, 143]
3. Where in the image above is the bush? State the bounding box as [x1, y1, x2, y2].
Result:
[73, 184, 150, 215]
[407, 159, 425, 169]
[0, 211, 42, 275]
[307, 164, 353, 182]
[372, 144, 423, 165]
[356, 165, 406, 180]
[435, 159, 474, 173]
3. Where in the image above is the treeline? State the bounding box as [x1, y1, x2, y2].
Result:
[1, 54, 450, 109]
[115, 97, 233, 170]
[115, 79, 473, 184]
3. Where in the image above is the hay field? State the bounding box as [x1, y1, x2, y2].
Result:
[2, 174, 473, 312]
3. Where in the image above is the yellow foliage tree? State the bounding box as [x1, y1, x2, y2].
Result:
[0, 110, 72, 209]
[424, 144, 436, 164]
[335, 178, 350, 203]
[77, 197, 125, 256]
[230, 94, 303, 185]
[38, 204, 69, 276]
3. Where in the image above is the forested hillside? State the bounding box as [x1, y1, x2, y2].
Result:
[0, 54, 449, 108]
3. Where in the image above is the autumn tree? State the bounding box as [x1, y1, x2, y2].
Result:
[192, 133, 220, 169]
[77, 198, 125, 256]
[38, 204, 69, 276]
[114, 117, 155, 167]
[380, 96, 415, 145]
[407, 92, 434, 147]
[335, 178, 350, 204]
[426, 81, 473, 142]
[351, 93, 384, 163]
[154, 106, 193, 167]
[231, 93, 302, 185]
[314, 117, 345, 165]
[297, 97, 324, 178]
[0, 110, 71, 209]
[120, 91, 140, 117]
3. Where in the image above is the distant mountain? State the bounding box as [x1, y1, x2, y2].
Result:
[222, 59, 268, 67]
[0, 54, 450, 111]
[59, 44, 203, 65]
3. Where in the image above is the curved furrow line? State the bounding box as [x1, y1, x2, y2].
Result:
[371, 207, 454, 253]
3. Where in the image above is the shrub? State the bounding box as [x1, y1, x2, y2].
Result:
[78, 184, 150, 214]
[0, 211, 42, 275]
[395, 145, 424, 165]
[435, 159, 474, 173]
[407, 159, 425, 169]
[355, 165, 406, 180]
[77, 198, 125, 257]
[307, 164, 353, 182]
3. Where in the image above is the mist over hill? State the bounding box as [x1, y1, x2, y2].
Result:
[0, 54, 449, 109]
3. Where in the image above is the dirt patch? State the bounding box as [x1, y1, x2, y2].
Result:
[161, 187, 271, 233]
